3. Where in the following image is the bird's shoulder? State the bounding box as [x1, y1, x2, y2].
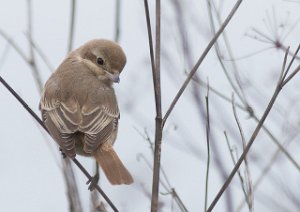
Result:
[40, 58, 119, 118]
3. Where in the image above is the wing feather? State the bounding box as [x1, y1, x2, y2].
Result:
[40, 60, 120, 157]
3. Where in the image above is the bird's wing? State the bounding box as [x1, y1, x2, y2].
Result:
[40, 60, 120, 156]
[80, 85, 119, 153]
[39, 73, 81, 158]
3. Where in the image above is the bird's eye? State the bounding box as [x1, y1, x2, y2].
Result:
[96, 57, 104, 65]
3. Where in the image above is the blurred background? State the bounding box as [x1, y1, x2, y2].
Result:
[0, 0, 300, 211]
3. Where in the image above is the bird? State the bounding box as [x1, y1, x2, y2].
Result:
[39, 39, 133, 186]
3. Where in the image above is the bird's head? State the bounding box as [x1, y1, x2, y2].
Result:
[75, 39, 127, 85]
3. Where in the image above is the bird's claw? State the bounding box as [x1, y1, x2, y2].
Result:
[86, 173, 99, 191]
[59, 147, 67, 159]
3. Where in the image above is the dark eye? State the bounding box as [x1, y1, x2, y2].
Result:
[96, 57, 104, 65]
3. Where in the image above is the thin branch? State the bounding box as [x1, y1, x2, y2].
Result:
[207, 0, 247, 105]
[151, 0, 163, 211]
[224, 132, 250, 208]
[26, 0, 43, 92]
[162, 0, 244, 127]
[62, 158, 83, 212]
[204, 85, 211, 212]
[114, 0, 121, 42]
[0, 42, 10, 70]
[0, 30, 28, 62]
[143, 0, 159, 112]
[25, 37, 54, 72]
[0, 75, 119, 212]
[232, 95, 253, 211]
[67, 0, 76, 53]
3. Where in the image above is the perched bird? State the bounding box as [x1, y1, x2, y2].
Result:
[39, 39, 133, 185]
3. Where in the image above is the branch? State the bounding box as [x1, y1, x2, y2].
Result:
[67, 0, 76, 53]
[26, 0, 43, 93]
[150, 0, 163, 211]
[204, 86, 211, 212]
[114, 0, 121, 42]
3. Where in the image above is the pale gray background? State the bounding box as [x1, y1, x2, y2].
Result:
[0, 0, 300, 211]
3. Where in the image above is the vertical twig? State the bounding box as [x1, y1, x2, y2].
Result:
[207, 0, 248, 105]
[150, 0, 163, 211]
[232, 95, 253, 211]
[26, 0, 43, 92]
[63, 1, 83, 211]
[204, 83, 211, 212]
[143, 0, 155, 73]
[62, 158, 83, 212]
[224, 131, 250, 204]
[114, 0, 121, 42]
[68, 0, 76, 53]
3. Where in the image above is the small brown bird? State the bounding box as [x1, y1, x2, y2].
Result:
[39, 39, 133, 185]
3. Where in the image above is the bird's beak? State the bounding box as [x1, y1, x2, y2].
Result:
[105, 71, 120, 83]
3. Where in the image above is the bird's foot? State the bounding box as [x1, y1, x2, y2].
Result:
[59, 147, 67, 159]
[86, 172, 99, 191]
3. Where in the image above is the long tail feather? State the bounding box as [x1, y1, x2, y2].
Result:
[93, 146, 133, 185]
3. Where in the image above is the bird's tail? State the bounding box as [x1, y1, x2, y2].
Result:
[93, 145, 133, 185]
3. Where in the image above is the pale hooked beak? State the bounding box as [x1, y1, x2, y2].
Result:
[105, 71, 120, 83]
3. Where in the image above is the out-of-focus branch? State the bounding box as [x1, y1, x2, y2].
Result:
[150, 0, 163, 211]
[65, 1, 89, 211]
[207, 45, 300, 211]
[25, 36, 54, 72]
[67, 0, 76, 53]
[26, 0, 43, 92]
[204, 87, 211, 212]
[62, 158, 83, 212]
[136, 128, 188, 212]
[114, 0, 121, 42]
[232, 95, 253, 211]
[162, 0, 244, 127]
[207, 0, 248, 106]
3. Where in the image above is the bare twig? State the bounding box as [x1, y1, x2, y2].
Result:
[0, 30, 28, 62]
[224, 132, 250, 206]
[26, 0, 43, 92]
[114, 0, 121, 42]
[0, 42, 10, 70]
[62, 158, 83, 212]
[25, 37, 54, 72]
[204, 84, 211, 212]
[143, 0, 157, 106]
[207, 46, 300, 212]
[232, 95, 253, 211]
[147, 0, 163, 211]
[67, 0, 76, 52]
[0, 76, 119, 212]
[162, 0, 244, 127]
[64, 2, 84, 211]
[207, 0, 247, 105]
